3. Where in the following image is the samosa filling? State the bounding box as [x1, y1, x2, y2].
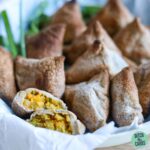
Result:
[29, 113, 73, 134]
[23, 91, 63, 111]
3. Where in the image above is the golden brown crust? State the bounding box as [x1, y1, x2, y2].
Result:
[15, 56, 65, 98]
[134, 62, 150, 116]
[64, 21, 121, 64]
[111, 67, 143, 126]
[90, 0, 133, 37]
[51, 0, 86, 43]
[26, 24, 66, 59]
[114, 18, 150, 64]
[66, 40, 127, 84]
[0, 47, 16, 102]
[39, 56, 65, 98]
[65, 68, 110, 131]
[138, 79, 150, 116]
[134, 62, 150, 87]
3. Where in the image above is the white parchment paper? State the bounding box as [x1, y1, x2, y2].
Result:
[0, 100, 143, 150]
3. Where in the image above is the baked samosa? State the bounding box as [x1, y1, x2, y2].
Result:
[51, 0, 86, 43]
[28, 109, 85, 135]
[111, 67, 143, 126]
[134, 62, 150, 116]
[114, 18, 150, 64]
[26, 24, 65, 59]
[12, 88, 67, 117]
[15, 56, 65, 98]
[66, 40, 128, 84]
[0, 47, 16, 102]
[65, 69, 109, 131]
[64, 21, 121, 64]
[90, 0, 133, 37]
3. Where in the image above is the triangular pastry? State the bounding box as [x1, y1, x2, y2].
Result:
[65, 21, 121, 64]
[66, 40, 127, 84]
[26, 24, 65, 59]
[51, 0, 86, 43]
[134, 62, 150, 116]
[15, 56, 65, 98]
[0, 47, 16, 102]
[111, 67, 143, 126]
[65, 68, 109, 131]
[114, 18, 150, 64]
[90, 0, 133, 37]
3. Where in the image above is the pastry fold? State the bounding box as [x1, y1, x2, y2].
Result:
[111, 67, 143, 126]
[90, 0, 133, 37]
[114, 18, 150, 64]
[51, 0, 86, 43]
[12, 88, 67, 117]
[15, 56, 65, 98]
[0, 47, 16, 102]
[65, 69, 109, 131]
[64, 21, 120, 64]
[27, 109, 85, 135]
[66, 40, 127, 84]
[26, 24, 65, 59]
[134, 62, 150, 116]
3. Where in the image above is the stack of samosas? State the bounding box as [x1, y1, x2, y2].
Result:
[1, 0, 150, 134]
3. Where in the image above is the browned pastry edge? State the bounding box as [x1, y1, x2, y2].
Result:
[0, 47, 16, 102]
[26, 24, 66, 59]
[89, 0, 133, 37]
[51, 0, 86, 43]
[111, 67, 143, 126]
[15, 56, 65, 98]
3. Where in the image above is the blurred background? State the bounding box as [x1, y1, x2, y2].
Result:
[0, 0, 150, 42]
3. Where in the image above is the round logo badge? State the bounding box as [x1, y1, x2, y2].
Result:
[131, 131, 148, 149]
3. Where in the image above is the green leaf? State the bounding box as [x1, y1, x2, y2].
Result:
[0, 36, 4, 45]
[19, 0, 26, 57]
[26, 0, 50, 36]
[82, 6, 101, 22]
[1, 10, 18, 57]
[28, 0, 49, 22]
[0, 35, 9, 48]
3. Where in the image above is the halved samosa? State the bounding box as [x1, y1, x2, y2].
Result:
[64, 21, 121, 64]
[134, 62, 150, 116]
[111, 67, 143, 126]
[114, 18, 150, 64]
[28, 109, 85, 135]
[15, 56, 65, 98]
[0, 47, 16, 102]
[12, 88, 67, 117]
[65, 69, 109, 131]
[90, 0, 133, 37]
[66, 40, 127, 84]
[51, 0, 86, 43]
[26, 24, 65, 59]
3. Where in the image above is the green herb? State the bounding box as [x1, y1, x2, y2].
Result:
[26, 0, 50, 36]
[82, 6, 101, 22]
[1, 11, 18, 57]
[0, 35, 9, 48]
[19, 0, 26, 57]
[0, 36, 4, 45]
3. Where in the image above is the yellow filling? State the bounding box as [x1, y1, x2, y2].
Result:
[29, 113, 73, 134]
[23, 91, 63, 111]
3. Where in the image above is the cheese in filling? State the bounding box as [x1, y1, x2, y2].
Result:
[22, 90, 63, 111]
[28, 113, 73, 134]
